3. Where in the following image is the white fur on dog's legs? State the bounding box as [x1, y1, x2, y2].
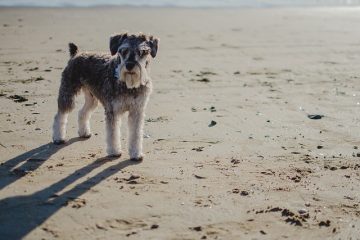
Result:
[105, 111, 122, 157]
[52, 111, 69, 144]
[78, 89, 98, 138]
[128, 109, 144, 161]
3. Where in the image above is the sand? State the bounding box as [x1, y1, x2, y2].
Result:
[0, 6, 359, 239]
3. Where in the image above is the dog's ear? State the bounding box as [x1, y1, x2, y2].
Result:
[148, 36, 159, 58]
[110, 33, 128, 56]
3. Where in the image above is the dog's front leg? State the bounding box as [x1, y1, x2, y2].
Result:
[105, 109, 122, 157]
[128, 109, 145, 161]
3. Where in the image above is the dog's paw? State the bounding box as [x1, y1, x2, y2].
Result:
[107, 152, 122, 158]
[79, 133, 92, 139]
[107, 148, 122, 158]
[78, 128, 92, 139]
[130, 155, 143, 162]
[53, 139, 66, 145]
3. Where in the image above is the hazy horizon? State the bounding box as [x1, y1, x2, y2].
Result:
[1, 0, 360, 7]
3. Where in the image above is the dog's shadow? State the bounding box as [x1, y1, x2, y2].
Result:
[0, 138, 139, 239]
[0, 137, 85, 190]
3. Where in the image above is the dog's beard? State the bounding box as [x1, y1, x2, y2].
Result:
[119, 65, 146, 89]
[124, 72, 141, 89]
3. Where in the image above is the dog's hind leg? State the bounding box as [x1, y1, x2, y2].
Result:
[78, 88, 98, 138]
[52, 71, 81, 144]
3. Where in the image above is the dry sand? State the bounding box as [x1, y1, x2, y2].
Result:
[0, 7, 359, 239]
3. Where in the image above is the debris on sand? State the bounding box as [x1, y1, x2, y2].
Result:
[253, 207, 309, 227]
[319, 220, 331, 227]
[95, 223, 106, 230]
[24, 102, 37, 106]
[8, 95, 28, 103]
[231, 189, 251, 196]
[146, 116, 168, 123]
[41, 227, 59, 238]
[35, 76, 45, 81]
[65, 197, 86, 208]
[191, 71, 216, 83]
[150, 224, 159, 229]
[25, 67, 38, 71]
[232, 188, 240, 194]
[124, 174, 141, 184]
[196, 71, 217, 76]
[240, 190, 249, 196]
[189, 226, 202, 231]
[197, 78, 210, 83]
[208, 120, 217, 127]
[285, 217, 302, 226]
[125, 174, 140, 181]
[231, 158, 241, 165]
[192, 146, 204, 152]
[193, 174, 206, 179]
[307, 114, 324, 120]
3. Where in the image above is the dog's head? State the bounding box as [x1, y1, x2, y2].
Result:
[110, 33, 159, 89]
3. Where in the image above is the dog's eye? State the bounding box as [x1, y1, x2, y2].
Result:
[139, 50, 149, 57]
[120, 48, 129, 56]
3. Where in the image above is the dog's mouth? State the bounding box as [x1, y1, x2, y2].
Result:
[122, 70, 141, 89]
[125, 71, 136, 75]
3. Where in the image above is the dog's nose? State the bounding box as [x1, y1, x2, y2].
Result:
[125, 62, 136, 71]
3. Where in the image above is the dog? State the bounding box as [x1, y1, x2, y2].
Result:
[52, 33, 159, 161]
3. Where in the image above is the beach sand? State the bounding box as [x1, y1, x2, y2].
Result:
[0, 7, 359, 239]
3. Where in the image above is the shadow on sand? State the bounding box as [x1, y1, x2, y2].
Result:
[0, 139, 139, 239]
[0, 137, 85, 190]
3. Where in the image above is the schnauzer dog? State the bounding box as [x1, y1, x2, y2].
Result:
[52, 33, 159, 161]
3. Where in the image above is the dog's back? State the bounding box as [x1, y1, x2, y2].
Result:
[65, 43, 112, 83]
[57, 45, 113, 113]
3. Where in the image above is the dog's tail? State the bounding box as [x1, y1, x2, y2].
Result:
[68, 43, 78, 58]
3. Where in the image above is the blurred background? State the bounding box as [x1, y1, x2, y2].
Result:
[1, 0, 360, 7]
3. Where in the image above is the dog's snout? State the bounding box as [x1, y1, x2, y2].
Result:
[125, 62, 136, 71]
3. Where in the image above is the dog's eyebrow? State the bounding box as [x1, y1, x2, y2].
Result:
[138, 42, 150, 51]
[117, 43, 130, 51]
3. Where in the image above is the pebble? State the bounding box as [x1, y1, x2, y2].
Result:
[150, 224, 159, 229]
[240, 191, 249, 196]
[307, 114, 324, 120]
[298, 209, 308, 215]
[190, 226, 202, 231]
[208, 120, 217, 127]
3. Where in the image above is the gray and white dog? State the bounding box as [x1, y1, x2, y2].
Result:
[52, 33, 159, 161]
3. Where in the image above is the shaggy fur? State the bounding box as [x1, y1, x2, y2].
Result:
[52, 33, 159, 161]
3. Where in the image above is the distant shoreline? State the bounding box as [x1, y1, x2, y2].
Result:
[1, 4, 360, 9]
[1, 0, 360, 9]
